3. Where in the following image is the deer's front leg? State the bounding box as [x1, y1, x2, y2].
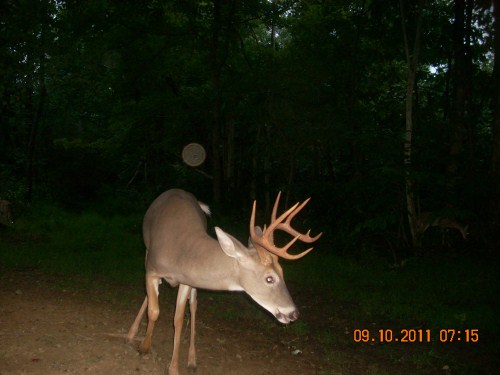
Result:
[169, 284, 191, 375]
[139, 275, 161, 354]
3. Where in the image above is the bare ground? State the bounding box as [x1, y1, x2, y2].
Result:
[0, 268, 333, 375]
[0, 267, 497, 375]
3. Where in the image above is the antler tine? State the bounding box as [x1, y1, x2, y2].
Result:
[277, 197, 323, 243]
[277, 232, 315, 259]
[250, 200, 273, 265]
[250, 198, 299, 241]
[271, 191, 282, 222]
[249, 193, 321, 261]
[266, 201, 300, 234]
[250, 200, 257, 234]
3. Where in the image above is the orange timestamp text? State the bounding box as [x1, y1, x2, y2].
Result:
[353, 329, 479, 343]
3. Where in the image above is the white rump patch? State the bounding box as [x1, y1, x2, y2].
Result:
[198, 202, 211, 216]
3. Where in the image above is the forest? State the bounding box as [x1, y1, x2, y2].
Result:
[1, 0, 499, 256]
[1, 1, 499, 374]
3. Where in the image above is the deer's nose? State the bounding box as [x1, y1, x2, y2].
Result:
[289, 309, 300, 321]
[276, 308, 300, 324]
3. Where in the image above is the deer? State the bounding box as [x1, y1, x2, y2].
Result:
[0, 199, 14, 224]
[126, 189, 321, 375]
[416, 211, 469, 241]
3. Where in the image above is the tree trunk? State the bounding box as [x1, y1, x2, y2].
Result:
[26, 72, 47, 204]
[224, 119, 235, 193]
[400, 0, 424, 248]
[210, 0, 223, 204]
[492, 0, 500, 222]
[250, 123, 261, 203]
[447, 0, 471, 182]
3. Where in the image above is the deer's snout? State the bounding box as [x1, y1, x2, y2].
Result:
[276, 308, 299, 324]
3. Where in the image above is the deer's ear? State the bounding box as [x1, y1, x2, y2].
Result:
[248, 226, 263, 248]
[215, 227, 248, 260]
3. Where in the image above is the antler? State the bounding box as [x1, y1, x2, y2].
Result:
[250, 192, 322, 261]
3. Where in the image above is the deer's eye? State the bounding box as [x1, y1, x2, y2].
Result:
[265, 275, 275, 284]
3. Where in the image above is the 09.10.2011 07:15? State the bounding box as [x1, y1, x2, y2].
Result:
[353, 328, 479, 343]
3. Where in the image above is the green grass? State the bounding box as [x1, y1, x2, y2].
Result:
[284, 250, 499, 334]
[0, 202, 145, 284]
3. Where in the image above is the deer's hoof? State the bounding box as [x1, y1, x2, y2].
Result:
[138, 340, 151, 354]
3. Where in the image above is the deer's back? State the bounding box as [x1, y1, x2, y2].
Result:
[142, 189, 221, 285]
[143, 189, 208, 254]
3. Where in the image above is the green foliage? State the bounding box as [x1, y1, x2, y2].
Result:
[286, 251, 499, 333]
[0, 202, 144, 283]
[0, 0, 497, 257]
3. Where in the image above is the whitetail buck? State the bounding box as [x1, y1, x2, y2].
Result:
[126, 189, 321, 375]
[417, 211, 469, 241]
[0, 199, 14, 224]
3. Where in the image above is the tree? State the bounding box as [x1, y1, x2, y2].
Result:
[400, 0, 425, 247]
[492, 0, 500, 221]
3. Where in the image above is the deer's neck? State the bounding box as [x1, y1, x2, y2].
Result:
[146, 233, 244, 292]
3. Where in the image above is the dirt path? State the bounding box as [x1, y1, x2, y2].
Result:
[2, 267, 497, 375]
[0, 269, 329, 375]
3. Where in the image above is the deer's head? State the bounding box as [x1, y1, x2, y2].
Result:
[214, 192, 322, 324]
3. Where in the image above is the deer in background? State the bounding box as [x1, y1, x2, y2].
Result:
[0, 199, 14, 224]
[126, 189, 321, 375]
[416, 211, 469, 242]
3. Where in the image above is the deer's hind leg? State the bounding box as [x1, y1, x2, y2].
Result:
[126, 296, 148, 343]
[169, 284, 192, 375]
[188, 288, 197, 370]
[139, 274, 161, 354]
